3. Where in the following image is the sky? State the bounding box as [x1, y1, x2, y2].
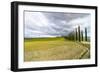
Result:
[24, 11, 91, 38]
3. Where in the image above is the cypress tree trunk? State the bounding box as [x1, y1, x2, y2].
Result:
[85, 28, 87, 41]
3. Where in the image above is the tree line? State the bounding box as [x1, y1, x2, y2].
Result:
[64, 26, 88, 42]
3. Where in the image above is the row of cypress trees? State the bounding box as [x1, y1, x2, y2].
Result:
[75, 26, 87, 42]
[63, 25, 88, 42]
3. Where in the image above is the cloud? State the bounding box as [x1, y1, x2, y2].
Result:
[24, 11, 90, 38]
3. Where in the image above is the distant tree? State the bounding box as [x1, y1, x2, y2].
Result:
[68, 32, 74, 40]
[64, 31, 75, 41]
[63, 36, 68, 39]
[75, 28, 77, 41]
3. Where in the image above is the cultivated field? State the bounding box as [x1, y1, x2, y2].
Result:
[24, 37, 90, 62]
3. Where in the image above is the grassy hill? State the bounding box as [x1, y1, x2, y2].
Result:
[24, 37, 90, 61]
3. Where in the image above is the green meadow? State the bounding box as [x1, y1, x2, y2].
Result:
[24, 37, 90, 62]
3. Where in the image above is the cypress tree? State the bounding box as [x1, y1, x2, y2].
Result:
[78, 26, 80, 42]
[75, 28, 77, 41]
[81, 30, 83, 41]
[85, 28, 87, 41]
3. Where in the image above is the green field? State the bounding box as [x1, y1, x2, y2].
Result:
[24, 37, 90, 62]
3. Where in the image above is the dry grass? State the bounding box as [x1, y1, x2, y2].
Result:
[24, 38, 90, 62]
